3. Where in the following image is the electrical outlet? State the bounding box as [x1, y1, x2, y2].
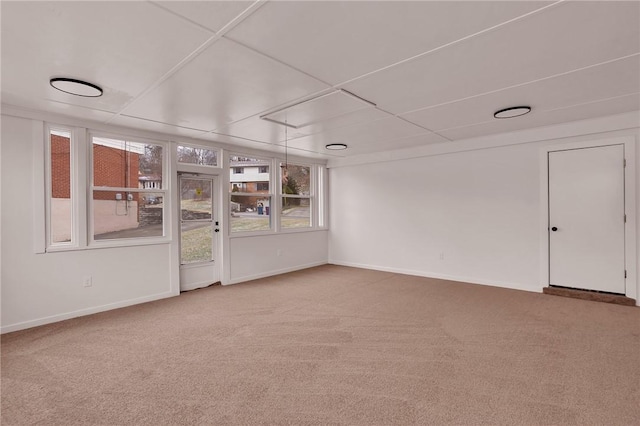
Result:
[83, 276, 93, 287]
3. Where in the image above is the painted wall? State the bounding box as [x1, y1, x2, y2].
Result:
[1, 113, 329, 332]
[328, 114, 640, 302]
[1, 115, 174, 332]
[228, 230, 328, 283]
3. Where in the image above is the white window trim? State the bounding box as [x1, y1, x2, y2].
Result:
[278, 161, 318, 232]
[176, 142, 220, 168]
[44, 124, 82, 251]
[88, 131, 171, 247]
[228, 153, 275, 237]
[39, 124, 173, 252]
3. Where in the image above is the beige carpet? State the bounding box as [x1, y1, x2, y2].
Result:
[2, 265, 639, 425]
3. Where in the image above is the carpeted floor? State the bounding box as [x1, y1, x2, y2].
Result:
[2, 265, 639, 425]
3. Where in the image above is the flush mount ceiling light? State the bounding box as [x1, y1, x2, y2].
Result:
[494, 106, 531, 119]
[50, 77, 103, 97]
[325, 143, 348, 150]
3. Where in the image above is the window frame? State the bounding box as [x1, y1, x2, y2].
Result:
[279, 161, 315, 232]
[177, 143, 219, 168]
[88, 131, 170, 247]
[45, 124, 79, 250]
[228, 153, 275, 236]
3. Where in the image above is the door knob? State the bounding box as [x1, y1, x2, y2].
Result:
[551, 227, 558, 232]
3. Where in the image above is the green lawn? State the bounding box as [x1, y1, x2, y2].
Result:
[181, 225, 211, 264]
[230, 216, 310, 231]
[230, 217, 271, 232]
[181, 199, 212, 213]
[182, 214, 311, 263]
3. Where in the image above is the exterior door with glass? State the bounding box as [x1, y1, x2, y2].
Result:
[179, 175, 220, 291]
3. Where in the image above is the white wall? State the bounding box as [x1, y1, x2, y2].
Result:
[328, 113, 640, 302]
[1, 113, 329, 332]
[228, 231, 328, 283]
[1, 115, 174, 332]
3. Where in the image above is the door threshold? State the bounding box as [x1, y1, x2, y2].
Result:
[543, 286, 636, 306]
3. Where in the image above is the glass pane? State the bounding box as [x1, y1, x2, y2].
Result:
[50, 130, 72, 243]
[281, 197, 311, 229]
[229, 155, 270, 193]
[180, 178, 212, 221]
[181, 222, 212, 264]
[93, 191, 164, 240]
[177, 145, 218, 167]
[230, 195, 271, 232]
[281, 164, 310, 196]
[93, 137, 163, 188]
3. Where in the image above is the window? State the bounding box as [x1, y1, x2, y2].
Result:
[259, 166, 268, 173]
[281, 163, 312, 229]
[229, 155, 271, 233]
[233, 167, 244, 174]
[92, 136, 166, 241]
[232, 183, 247, 192]
[177, 144, 218, 167]
[47, 128, 73, 246]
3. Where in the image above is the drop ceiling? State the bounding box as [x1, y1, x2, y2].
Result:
[1, 1, 639, 159]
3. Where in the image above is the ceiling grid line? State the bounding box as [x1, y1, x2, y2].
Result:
[399, 52, 640, 118]
[334, 0, 566, 88]
[437, 92, 640, 134]
[105, 0, 268, 125]
[198, 0, 565, 145]
[2, 0, 638, 158]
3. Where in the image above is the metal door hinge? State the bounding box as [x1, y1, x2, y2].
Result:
[624, 214, 627, 223]
[623, 158, 627, 167]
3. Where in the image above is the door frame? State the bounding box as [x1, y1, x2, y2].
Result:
[539, 136, 637, 302]
[177, 172, 223, 292]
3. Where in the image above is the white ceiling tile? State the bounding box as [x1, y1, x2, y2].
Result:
[344, 1, 640, 114]
[1, 92, 116, 123]
[217, 106, 389, 143]
[109, 115, 209, 139]
[288, 116, 431, 151]
[339, 132, 450, 157]
[226, 1, 551, 84]
[1, 1, 211, 114]
[402, 55, 640, 131]
[294, 108, 390, 140]
[201, 131, 335, 159]
[262, 90, 372, 128]
[122, 38, 329, 131]
[440, 94, 640, 141]
[290, 129, 448, 157]
[2, 1, 638, 159]
[202, 132, 278, 151]
[152, 1, 254, 33]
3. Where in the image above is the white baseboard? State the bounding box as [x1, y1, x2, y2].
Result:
[328, 260, 541, 293]
[1, 291, 177, 334]
[224, 261, 328, 285]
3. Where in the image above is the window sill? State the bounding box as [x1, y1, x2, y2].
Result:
[43, 237, 171, 253]
[228, 227, 328, 239]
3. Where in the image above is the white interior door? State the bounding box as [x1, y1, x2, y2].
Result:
[548, 144, 625, 294]
[179, 175, 220, 291]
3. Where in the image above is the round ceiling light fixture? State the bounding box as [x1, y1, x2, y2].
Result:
[325, 143, 348, 150]
[50, 77, 103, 97]
[494, 106, 531, 119]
